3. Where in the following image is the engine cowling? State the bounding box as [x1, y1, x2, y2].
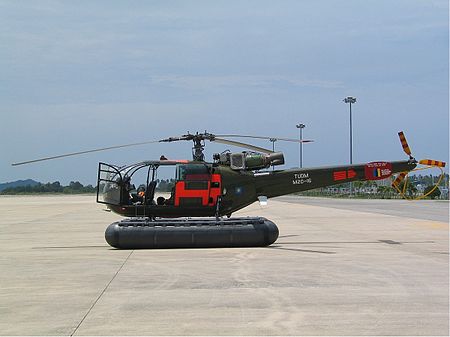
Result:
[219, 152, 284, 170]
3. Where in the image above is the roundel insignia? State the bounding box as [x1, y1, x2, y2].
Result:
[235, 186, 244, 195]
[365, 162, 393, 180]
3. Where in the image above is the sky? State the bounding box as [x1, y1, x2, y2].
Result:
[1, 0, 448, 185]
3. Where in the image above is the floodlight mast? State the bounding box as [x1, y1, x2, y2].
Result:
[344, 96, 356, 195]
[296, 123, 306, 168]
[343, 96, 356, 165]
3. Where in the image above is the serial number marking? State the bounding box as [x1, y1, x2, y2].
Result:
[293, 173, 311, 185]
[293, 178, 312, 185]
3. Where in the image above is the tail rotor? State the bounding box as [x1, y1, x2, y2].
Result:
[392, 131, 446, 200]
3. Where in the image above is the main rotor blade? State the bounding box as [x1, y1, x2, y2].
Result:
[159, 135, 189, 142]
[216, 134, 314, 143]
[12, 140, 161, 166]
[212, 137, 273, 154]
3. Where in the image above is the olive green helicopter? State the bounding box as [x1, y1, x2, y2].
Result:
[12, 131, 445, 249]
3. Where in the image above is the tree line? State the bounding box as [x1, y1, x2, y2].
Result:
[155, 179, 176, 192]
[1, 179, 176, 195]
[0, 181, 96, 195]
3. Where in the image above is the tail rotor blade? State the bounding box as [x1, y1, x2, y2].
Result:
[398, 131, 412, 157]
[419, 159, 446, 168]
[392, 172, 407, 189]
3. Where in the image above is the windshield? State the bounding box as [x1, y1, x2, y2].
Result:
[176, 164, 210, 181]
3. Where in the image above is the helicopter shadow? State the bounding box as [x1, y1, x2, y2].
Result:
[32, 245, 109, 250]
[278, 234, 300, 239]
[269, 239, 435, 255]
[267, 245, 336, 254]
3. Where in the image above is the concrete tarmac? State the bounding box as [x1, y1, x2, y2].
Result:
[279, 195, 449, 222]
[0, 195, 448, 335]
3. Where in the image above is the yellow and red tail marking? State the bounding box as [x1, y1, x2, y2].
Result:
[419, 159, 446, 167]
[398, 131, 411, 156]
[398, 131, 412, 156]
[392, 172, 407, 188]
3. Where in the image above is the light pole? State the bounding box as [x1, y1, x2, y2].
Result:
[296, 124, 306, 168]
[269, 138, 277, 170]
[344, 96, 356, 195]
[343, 96, 356, 165]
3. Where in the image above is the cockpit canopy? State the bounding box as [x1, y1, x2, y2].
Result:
[97, 160, 214, 206]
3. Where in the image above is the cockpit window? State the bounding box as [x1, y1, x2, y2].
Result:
[176, 164, 210, 181]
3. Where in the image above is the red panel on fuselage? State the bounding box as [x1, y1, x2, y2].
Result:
[209, 174, 221, 206]
[174, 173, 221, 207]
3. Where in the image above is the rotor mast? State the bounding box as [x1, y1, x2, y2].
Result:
[192, 133, 206, 161]
[159, 132, 213, 162]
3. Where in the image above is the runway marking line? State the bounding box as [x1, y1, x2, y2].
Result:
[70, 250, 134, 336]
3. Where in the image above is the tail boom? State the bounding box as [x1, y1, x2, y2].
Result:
[255, 160, 416, 198]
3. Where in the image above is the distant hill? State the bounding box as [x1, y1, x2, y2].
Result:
[0, 179, 39, 192]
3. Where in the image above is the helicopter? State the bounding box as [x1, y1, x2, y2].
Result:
[12, 131, 445, 249]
